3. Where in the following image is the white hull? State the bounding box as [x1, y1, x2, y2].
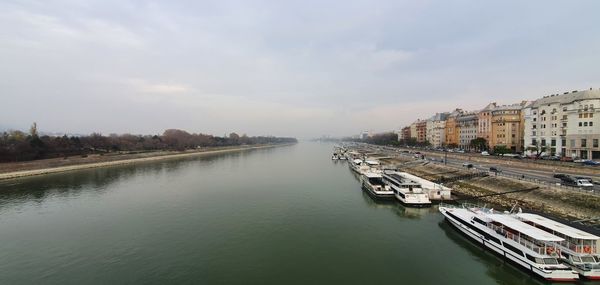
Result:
[440, 207, 579, 282]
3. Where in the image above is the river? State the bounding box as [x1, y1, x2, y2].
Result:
[0, 143, 591, 284]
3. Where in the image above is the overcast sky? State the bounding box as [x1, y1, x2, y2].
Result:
[1, 0, 599, 138]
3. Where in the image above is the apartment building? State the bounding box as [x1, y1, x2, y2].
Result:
[457, 112, 479, 150]
[490, 101, 528, 152]
[444, 109, 463, 147]
[426, 112, 449, 148]
[524, 89, 600, 159]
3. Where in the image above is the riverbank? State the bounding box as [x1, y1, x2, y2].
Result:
[0, 143, 294, 181]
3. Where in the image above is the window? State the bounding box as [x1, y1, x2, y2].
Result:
[562, 139, 566, 146]
[563, 107, 567, 112]
[584, 113, 589, 118]
[533, 118, 537, 122]
[532, 139, 537, 145]
[541, 139, 546, 146]
[563, 115, 567, 120]
[580, 114, 583, 118]
[582, 139, 587, 148]
[594, 139, 599, 148]
[551, 139, 556, 147]
[579, 122, 583, 127]
[584, 122, 588, 127]
[533, 124, 537, 129]
[591, 113, 594, 118]
[571, 139, 576, 147]
[532, 131, 536, 136]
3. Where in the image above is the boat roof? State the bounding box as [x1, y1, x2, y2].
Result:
[487, 214, 564, 242]
[365, 160, 380, 165]
[516, 213, 599, 240]
[363, 172, 383, 178]
[353, 159, 363, 164]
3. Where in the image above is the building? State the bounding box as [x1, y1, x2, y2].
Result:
[457, 112, 479, 150]
[410, 121, 418, 140]
[444, 109, 463, 147]
[399, 126, 411, 141]
[477, 102, 496, 149]
[426, 112, 448, 148]
[524, 88, 600, 159]
[415, 120, 427, 143]
[490, 101, 528, 152]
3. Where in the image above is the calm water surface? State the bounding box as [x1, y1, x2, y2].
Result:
[0, 143, 590, 284]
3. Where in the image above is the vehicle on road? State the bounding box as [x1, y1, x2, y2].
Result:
[576, 179, 594, 188]
[489, 166, 501, 173]
[583, 160, 600, 166]
[560, 157, 574, 162]
[481, 151, 490, 156]
[553, 173, 569, 180]
[462, 162, 473, 168]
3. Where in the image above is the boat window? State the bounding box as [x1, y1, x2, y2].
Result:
[571, 256, 581, 262]
[581, 256, 596, 263]
[594, 256, 600, 262]
[543, 258, 559, 265]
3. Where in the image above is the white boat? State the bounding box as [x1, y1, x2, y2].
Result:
[382, 171, 432, 207]
[349, 159, 376, 174]
[360, 171, 394, 200]
[514, 213, 600, 280]
[439, 204, 579, 282]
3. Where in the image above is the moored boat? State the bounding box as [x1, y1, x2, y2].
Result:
[382, 171, 431, 207]
[439, 204, 579, 282]
[514, 213, 600, 280]
[360, 171, 394, 200]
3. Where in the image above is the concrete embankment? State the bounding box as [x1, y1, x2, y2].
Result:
[0, 144, 294, 181]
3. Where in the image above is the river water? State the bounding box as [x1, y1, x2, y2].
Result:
[0, 143, 591, 284]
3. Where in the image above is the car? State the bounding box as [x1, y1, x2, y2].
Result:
[553, 173, 569, 180]
[583, 160, 600, 166]
[576, 179, 594, 188]
[462, 162, 473, 168]
[575, 176, 594, 184]
[481, 151, 490, 156]
[489, 167, 501, 172]
[560, 157, 574, 162]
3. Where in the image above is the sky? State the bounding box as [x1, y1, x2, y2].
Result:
[1, 0, 600, 138]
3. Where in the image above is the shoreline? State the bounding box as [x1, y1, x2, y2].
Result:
[0, 143, 294, 181]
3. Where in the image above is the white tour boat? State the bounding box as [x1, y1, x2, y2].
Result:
[439, 204, 579, 282]
[515, 213, 600, 279]
[382, 171, 432, 207]
[360, 171, 394, 200]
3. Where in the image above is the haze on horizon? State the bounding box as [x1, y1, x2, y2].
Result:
[1, 0, 599, 139]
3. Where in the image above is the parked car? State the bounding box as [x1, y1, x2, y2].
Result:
[560, 157, 574, 162]
[583, 160, 600, 166]
[462, 162, 473, 168]
[481, 151, 490, 156]
[489, 167, 501, 173]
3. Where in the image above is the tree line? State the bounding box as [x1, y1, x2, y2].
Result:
[0, 123, 297, 162]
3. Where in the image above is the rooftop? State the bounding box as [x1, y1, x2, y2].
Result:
[486, 214, 564, 242]
[531, 89, 600, 108]
[516, 213, 599, 240]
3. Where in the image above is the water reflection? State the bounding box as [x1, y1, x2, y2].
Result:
[0, 147, 276, 211]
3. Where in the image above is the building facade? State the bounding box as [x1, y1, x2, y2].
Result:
[399, 126, 411, 141]
[416, 120, 427, 143]
[444, 109, 463, 147]
[477, 102, 496, 149]
[457, 112, 479, 150]
[426, 112, 448, 148]
[524, 89, 600, 159]
[490, 101, 527, 152]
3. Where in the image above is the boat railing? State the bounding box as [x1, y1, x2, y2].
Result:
[558, 240, 597, 254]
[488, 223, 546, 255]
